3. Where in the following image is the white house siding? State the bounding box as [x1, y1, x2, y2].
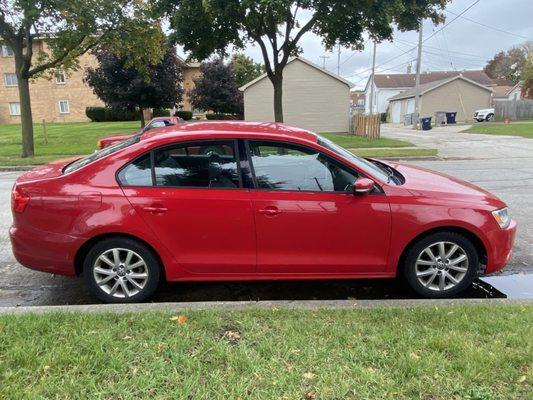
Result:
[243, 59, 350, 133]
[364, 84, 405, 114]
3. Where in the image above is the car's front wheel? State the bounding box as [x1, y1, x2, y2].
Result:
[83, 238, 161, 303]
[403, 232, 478, 298]
[486, 113, 494, 122]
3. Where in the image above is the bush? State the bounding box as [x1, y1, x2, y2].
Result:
[153, 108, 171, 117]
[85, 107, 139, 122]
[205, 113, 241, 120]
[175, 110, 193, 120]
[380, 112, 387, 123]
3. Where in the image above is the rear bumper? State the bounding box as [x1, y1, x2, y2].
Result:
[9, 225, 84, 276]
[484, 220, 517, 274]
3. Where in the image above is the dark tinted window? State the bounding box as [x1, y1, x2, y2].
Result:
[154, 141, 239, 188]
[117, 153, 152, 186]
[249, 141, 357, 192]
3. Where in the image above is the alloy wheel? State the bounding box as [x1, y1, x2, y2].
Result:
[415, 241, 469, 291]
[93, 248, 149, 299]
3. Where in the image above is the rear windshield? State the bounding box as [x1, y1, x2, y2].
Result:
[64, 136, 140, 174]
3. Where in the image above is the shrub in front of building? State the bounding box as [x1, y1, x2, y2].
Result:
[205, 113, 241, 120]
[174, 111, 193, 120]
[86, 107, 140, 122]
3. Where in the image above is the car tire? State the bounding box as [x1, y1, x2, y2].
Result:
[486, 113, 494, 122]
[83, 237, 161, 303]
[403, 232, 478, 298]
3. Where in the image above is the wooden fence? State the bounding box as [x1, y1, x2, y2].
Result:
[495, 99, 533, 121]
[350, 114, 381, 138]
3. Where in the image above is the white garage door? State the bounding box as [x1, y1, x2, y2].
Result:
[391, 102, 401, 123]
[406, 98, 415, 114]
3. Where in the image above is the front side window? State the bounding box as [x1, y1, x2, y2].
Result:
[8, 102, 20, 116]
[154, 141, 239, 188]
[1, 45, 14, 57]
[248, 141, 357, 192]
[4, 73, 17, 86]
[59, 100, 69, 114]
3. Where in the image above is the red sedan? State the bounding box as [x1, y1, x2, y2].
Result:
[10, 122, 516, 303]
[97, 116, 184, 149]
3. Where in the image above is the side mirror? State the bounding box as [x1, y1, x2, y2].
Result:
[353, 177, 375, 195]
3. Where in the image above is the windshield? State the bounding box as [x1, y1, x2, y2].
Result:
[64, 136, 140, 174]
[317, 136, 390, 182]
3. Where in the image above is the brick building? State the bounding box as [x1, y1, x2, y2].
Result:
[1, 40, 201, 124]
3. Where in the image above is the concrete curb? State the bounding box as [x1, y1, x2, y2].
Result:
[0, 298, 531, 315]
[0, 166, 33, 172]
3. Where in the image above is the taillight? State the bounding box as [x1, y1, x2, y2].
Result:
[97, 140, 103, 149]
[12, 186, 30, 213]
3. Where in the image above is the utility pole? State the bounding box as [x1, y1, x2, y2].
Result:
[319, 55, 329, 69]
[337, 43, 341, 75]
[413, 20, 423, 130]
[368, 41, 377, 115]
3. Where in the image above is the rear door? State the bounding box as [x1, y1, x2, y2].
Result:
[119, 139, 256, 275]
[247, 140, 391, 275]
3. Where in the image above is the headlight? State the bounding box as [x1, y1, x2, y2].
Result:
[492, 207, 510, 229]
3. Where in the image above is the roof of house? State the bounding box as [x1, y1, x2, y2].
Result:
[239, 56, 354, 91]
[491, 77, 516, 86]
[176, 55, 201, 68]
[388, 75, 493, 102]
[493, 82, 522, 98]
[371, 70, 494, 89]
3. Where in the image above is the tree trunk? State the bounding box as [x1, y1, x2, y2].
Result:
[140, 107, 145, 127]
[272, 75, 284, 123]
[17, 75, 35, 158]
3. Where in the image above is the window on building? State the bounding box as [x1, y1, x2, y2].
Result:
[55, 69, 66, 84]
[4, 73, 17, 86]
[1, 45, 14, 57]
[9, 102, 21, 116]
[59, 100, 70, 114]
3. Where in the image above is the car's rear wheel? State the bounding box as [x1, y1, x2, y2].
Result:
[83, 238, 161, 303]
[486, 113, 494, 122]
[403, 232, 478, 298]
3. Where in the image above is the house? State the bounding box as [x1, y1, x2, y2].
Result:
[0, 41, 201, 125]
[350, 90, 365, 110]
[364, 70, 494, 115]
[492, 79, 522, 103]
[240, 57, 353, 133]
[1, 40, 104, 124]
[387, 75, 492, 123]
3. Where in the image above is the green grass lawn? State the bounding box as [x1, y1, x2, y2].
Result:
[0, 305, 531, 399]
[0, 121, 140, 166]
[0, 122, 431, 166]
[463, 121, 533, 138]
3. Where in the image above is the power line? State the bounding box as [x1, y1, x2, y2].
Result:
[446, 9, 530, 40]
[394, 38, 487, 60]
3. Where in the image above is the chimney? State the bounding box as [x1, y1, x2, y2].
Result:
[406, 64, 412, 74]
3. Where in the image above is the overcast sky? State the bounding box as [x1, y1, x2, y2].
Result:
[177, 0, 532, 90]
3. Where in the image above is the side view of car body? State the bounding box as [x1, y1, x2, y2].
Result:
[97, 116, 184, 149]
[473, 108, 495, 122]
[10, 122, 516, 303]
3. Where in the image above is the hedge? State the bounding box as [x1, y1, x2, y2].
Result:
[153, 108, 171, 117]
[205, 113, 241, 120]
[174, 111, 193, 120]
[86, 107, 140, 122]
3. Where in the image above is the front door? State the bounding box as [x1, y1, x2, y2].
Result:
[247, 140, 391, 275]
[119, 140, 256, 274]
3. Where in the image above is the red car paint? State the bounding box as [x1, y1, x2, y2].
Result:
[97, 116, 184, 149]
[10, 122, 516, 285]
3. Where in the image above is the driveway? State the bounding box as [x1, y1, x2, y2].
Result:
[0, 129, 531, 306]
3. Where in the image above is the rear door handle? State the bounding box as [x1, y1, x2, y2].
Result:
[143, 205, 168, 214]
[258, 206, 280, 216]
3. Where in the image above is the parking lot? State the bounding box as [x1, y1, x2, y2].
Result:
[1, 137, 531, 306]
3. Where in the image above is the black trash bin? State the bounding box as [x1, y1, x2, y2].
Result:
[420, 117, 432, 131]
[446, 112, 457, 124]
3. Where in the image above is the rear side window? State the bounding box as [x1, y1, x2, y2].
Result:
[117, 154, 152, 186]
[154, 141, 239, 188]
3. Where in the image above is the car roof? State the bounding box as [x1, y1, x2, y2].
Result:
[141, 121, 318, 144]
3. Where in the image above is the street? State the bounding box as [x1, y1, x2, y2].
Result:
[1, 129, 532, 306]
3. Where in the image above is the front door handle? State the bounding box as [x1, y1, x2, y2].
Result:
[258, 206, 280, 216]
[143, 205, 168, 214]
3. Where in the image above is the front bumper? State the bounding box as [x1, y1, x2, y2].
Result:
[9, 225, 85, 276]
[484, 219, 517, 274]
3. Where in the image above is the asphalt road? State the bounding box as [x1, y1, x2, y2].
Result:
[0, 151, 531, 306]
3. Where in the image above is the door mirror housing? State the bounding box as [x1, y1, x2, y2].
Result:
[353, 177, 375, 195]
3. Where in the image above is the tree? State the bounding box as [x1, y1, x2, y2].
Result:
[85, 46, 184, 127]
[190, 58, 242, 115]
[520, 53, 533, 99]
[0, 0, 164, 158]
[230, 53, 263, 87]
[484, 42, 533, 83]
[162, 0, 447, 122]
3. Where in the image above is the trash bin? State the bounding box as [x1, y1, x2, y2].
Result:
[420, 117, 432, 131]
[446, 112, 457, 124]
[403, 113, 413, 126]
[435, 111, 447, 126]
